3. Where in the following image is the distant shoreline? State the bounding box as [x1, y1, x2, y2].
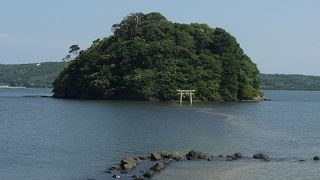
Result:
[0, 85, 26, 89]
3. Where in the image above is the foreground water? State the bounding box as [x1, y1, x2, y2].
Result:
[0, 88, 320, 179]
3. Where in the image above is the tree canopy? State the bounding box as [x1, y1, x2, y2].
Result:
[53, 12, 261, 101]
[68, 44, 80, 54]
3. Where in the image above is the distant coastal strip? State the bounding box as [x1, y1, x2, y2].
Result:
[1, 61, 320, 92]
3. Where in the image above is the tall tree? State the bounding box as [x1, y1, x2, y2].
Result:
[69, 44, 80, 56]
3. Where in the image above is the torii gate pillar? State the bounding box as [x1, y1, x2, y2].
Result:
[177, 90, 195, 105]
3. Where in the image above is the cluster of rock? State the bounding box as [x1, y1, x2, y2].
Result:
[104, 151, 320, 179]
[107, 150, 213, 179]
[137, 152, 181, 179]
[143, 161, 168, 178]
[150, 151, 183, 161]
[225, 152, 269, 161]
[186, 150, 212, 161]
[225, 152, 244, 161]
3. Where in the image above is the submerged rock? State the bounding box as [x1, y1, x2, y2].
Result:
[143, 161, 168, 178]
[313, 156, 320, 160]
[150, 162, 166, 172]
[253, 153, 270, 161]
[143, 170, 155, 178]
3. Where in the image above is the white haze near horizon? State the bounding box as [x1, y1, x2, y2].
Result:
[0, 0, 319, 75]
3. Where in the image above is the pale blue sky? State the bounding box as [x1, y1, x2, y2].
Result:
[1, 0, 320, 75]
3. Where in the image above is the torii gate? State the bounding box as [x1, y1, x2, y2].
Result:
[177, 90, 195, 104]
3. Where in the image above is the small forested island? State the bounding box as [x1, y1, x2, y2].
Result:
[53, 12, 261, 101]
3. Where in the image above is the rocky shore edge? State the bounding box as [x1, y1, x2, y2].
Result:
[89, 150, 320, 180]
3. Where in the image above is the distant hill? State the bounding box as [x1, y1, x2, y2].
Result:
[0, 62, 66, 88]
[260, 74, 320, 91]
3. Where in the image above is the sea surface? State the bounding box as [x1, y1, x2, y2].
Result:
[0, 88, 320, 180]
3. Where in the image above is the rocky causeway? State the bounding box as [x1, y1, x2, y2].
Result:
[86, 150, 320, 180]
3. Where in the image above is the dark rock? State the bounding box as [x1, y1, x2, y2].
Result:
[234, 152, 243, 158]
[120, 170, 128, 174]
[112, 175, 121, 179]
[105, 170, 111, 174]
[313, 156, 320, 160]
[138, 156, 146, 160]
[122, 163, 135, 170]
[109, 165, 122, 171]
[120, 157, 142, 170]
[253, 153, 270, 161]
[226, 155, 237, 161]
[143, 170, 155, 178]
[151, 153, 162, 161]
[120, 157, 138, 165]
[186, 150, 210, 160]
[218, 155, 224, 158]
[150, 162, 166, 172]
[226, 154, 237, 159]
[160, 152, 170, 158]
[160, 151, 184, 160]
[226, 153, 240, 160]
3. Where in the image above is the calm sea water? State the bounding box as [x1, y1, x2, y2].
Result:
[0, 88, 320, 180]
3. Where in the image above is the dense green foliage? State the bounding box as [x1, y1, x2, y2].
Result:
[53, 12, 261, 101]
[2, 60, 319, 92]
[0, 62, 66, 87]
[261, 74, 320, 91]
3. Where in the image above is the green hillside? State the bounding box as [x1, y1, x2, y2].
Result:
[260, 74, 320, 91]
[0, 62, 66, 88]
